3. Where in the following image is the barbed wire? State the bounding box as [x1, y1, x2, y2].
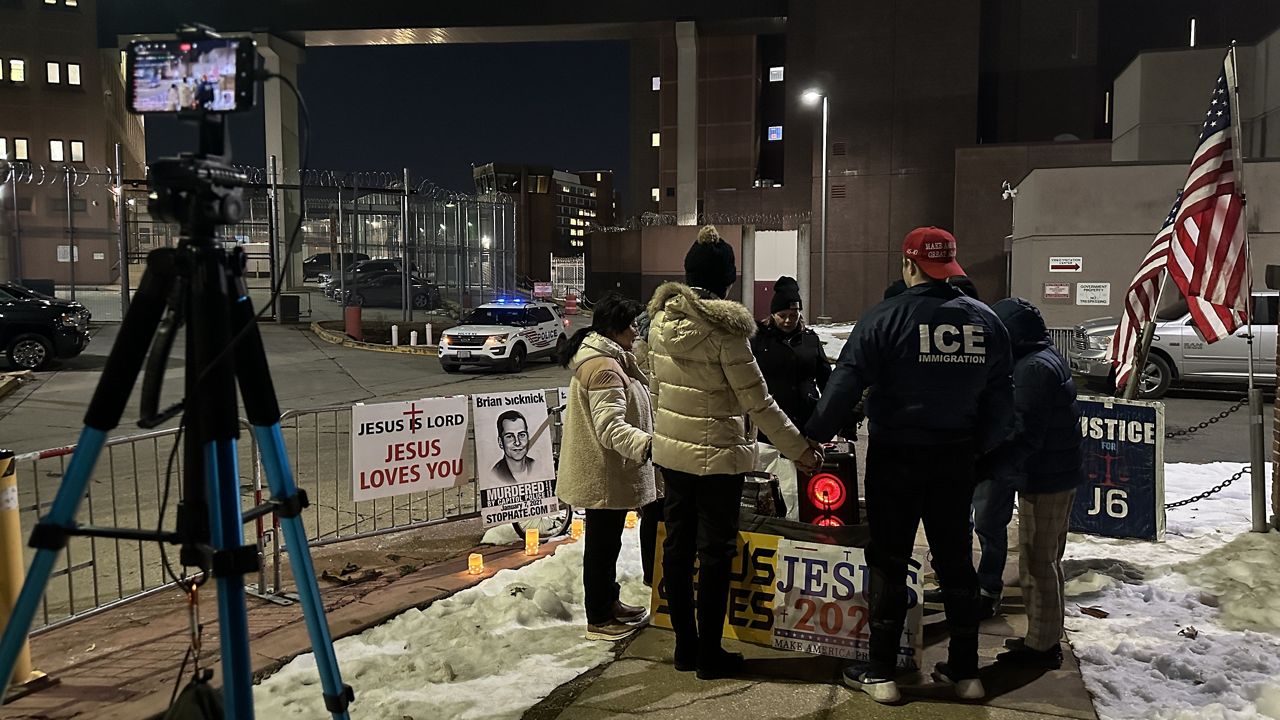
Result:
[0, 159, 510, 204]
[635, 210, 814, 229]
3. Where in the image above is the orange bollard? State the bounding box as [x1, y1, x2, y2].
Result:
[0, 450, 44, 689]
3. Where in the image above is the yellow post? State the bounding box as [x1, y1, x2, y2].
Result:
[0, 449, 38, 686]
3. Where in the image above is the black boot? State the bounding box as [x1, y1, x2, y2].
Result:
[997, 643, 1063, 669]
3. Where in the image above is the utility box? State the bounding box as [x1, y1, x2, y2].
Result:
[278, 294, 300, 324]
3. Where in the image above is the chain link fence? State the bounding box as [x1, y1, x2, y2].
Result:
[1, 155, 517, 323]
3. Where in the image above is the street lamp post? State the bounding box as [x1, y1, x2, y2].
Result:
[803, 88, 831, 323]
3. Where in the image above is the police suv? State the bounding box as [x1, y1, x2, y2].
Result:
[438, 299, 569, 373]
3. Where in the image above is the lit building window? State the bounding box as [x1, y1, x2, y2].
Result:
[0, 138, 6, 160]
[596, 172, 602, 181]
[768, 125, 783, 141]
[589, 190, 596, 198]
[65, 0, 78, 6]
[651, 187, 660, 202]
[46, 62, 60, 84]
[44, 0, 56, 4]
[651, 76, 660, 91]
[67, 63, 80, 86]
[70, 140, 84, 162]
[49, 139, 64, 163]
[14, 138, 29, 160]
[651, 131, 660, 147]
[769, 66, 784, 82]
[9, 60, 26, 83]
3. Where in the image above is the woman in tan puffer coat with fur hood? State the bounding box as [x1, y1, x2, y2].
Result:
[648, 225, 823, 680]
[558, 293, 659, 642]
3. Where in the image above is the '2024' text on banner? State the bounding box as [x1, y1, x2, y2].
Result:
[473, 390, 559, 527]
[351, 397, 470, 502]
[772, 540, 924, 669]
[1069, 397, 1165, 541]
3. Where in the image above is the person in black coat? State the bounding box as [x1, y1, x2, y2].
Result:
[981, 297, 1083, 669]
[750, 277, 832, 446]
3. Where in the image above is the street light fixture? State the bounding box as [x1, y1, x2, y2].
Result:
[803, 88, 831, 323]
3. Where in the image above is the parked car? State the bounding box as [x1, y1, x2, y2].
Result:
[438, 299, 568, 373]
[322, 259, 414, 299]
[343, 272, 442, 310]
[303, 252, 370, 281]
[1069, 291, 1277, 398]
[0, 285, 91, 370]
[0, 282, 92, 323]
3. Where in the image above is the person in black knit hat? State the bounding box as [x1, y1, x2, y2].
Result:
[645, 225, 822, 680]
[682, 225, 738, 299]
[750, 277, 831, 446]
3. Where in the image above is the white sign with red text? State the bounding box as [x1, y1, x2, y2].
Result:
[351, 397, 470, 502]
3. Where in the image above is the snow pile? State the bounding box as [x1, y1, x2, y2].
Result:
[812, 322, 855, 360]
[254, 529, 649, 719]
[1065, 462, 1280, 720]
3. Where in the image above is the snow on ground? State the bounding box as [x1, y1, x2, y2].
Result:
[254, 461, 1280, 720]
[254, 528, 649, 720]
[812, 322, 855, 360]
[1064, 462, 1280, 720]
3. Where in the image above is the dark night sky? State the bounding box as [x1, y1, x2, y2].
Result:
[145, 41, 631, 199]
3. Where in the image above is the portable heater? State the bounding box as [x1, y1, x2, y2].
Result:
[798, 445, 859, 526]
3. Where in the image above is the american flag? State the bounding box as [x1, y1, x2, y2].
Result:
[1167, 54, 1249, 342]
[1108, 192, 1179, 389]
[1110, 51, 1248, 389]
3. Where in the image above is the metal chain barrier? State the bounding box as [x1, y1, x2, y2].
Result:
[1164, 397, 1248, 438]
[1160, 395, 1253, 509]
[1165, 465, 1249, 509]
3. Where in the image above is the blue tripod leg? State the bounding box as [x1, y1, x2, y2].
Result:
[205, 439, 255, 720]
[253, 423, 353, 720]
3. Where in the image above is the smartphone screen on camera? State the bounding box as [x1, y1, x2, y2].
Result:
[126, 38, 257, 114]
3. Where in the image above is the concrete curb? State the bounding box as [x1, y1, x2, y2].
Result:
[310, 321, 439, 357]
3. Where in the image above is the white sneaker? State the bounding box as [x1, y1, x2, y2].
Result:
[842, 665, 901, 704]
[931, 662, 985, 700]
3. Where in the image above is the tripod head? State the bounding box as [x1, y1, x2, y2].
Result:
[147, 131, 248, 243]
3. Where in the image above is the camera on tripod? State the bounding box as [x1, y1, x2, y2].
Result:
[0, 25, 355, 720]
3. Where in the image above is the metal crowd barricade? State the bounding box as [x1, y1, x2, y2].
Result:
[12, 422, 265, 634]
[11, 389, 567, 632]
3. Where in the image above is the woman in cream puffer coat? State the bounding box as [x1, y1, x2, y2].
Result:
[646, 259, 820, 677]
[557, 294, 659, 642]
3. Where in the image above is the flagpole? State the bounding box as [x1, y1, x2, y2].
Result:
[1227, 41, 1269, 533]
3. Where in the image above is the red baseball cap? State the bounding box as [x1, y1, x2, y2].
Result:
[902, 226, 965, 280]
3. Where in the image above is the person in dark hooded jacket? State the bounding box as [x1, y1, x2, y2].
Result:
[750, 276, 831, 446]
[981, 297, 1083, 669]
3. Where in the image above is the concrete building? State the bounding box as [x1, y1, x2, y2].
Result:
[472, 163, 611, 282]
[0, 0, 145, 285]
[1010, 24, 1280, 328]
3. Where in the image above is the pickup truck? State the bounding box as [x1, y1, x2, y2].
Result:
[0, 284, 91, 370]
[1068, 291, 1277, 399]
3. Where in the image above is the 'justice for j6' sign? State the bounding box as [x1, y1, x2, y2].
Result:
[1069, 397, 1165, 541]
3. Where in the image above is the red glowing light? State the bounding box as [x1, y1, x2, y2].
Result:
[814, 516, 844, 527]
[179, 43, 192, 52]
[806, 472, 846, 510]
